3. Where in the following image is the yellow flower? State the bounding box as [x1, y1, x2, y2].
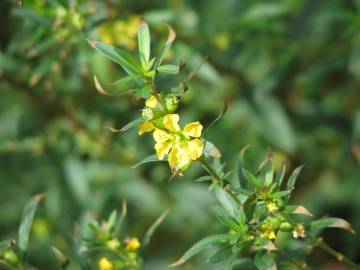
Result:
[145, 95, 158, 108]
[153, 129, 174, 143]
[126, 237, 141, 251]
[168, 145, 191, 170]
[155, 141, 173, 160]
[183, 139, 204, 160]
[183, 121, 203, 137]
[138, 122, 154, 135]
[259, 222, 277, 240]
[266, 202, 279, 213]
[98, 257, 113, 270]
[163, 114, 180, 131]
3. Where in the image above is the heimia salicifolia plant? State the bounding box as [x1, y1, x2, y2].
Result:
[88, 19, 359, 270]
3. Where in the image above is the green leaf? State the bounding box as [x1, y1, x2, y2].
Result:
[170, 234, 231, 267]
[106, 117, 143, 133]
[232, 145, 251, 192]
[257, 152, 274, 187]
[94, 75, 146, 97]
[157, 64, 179, 74]
[286, 165, 304, 190]
[233, 258, 254, 269]
[107, 210, 117, 232]
[215, 205, 242, 231]
[132, 154, 162, 168]
[276, 246, 310, 263]
[51, 246, 70, 269]
[283, 205, 313, 217]
[154, 24, 176, 69]
[214, 186, 239, 219]
[207, 245, 233, 263]
[275, 163, 286, 188]
[194, 175, 213, 182]
[110, 74, 143, 87]
[242, 169, 262, 189]
[138, 19, 151, 67]
[114, 201, 127, 237]
[87, 40, 143, 76]
[310, 218, 355, 233]
[285, 165, 304, 200]
[142, 209, 169, 248]
[255, 252, 277, 270]
[18, 194, 44, 257]
[204, 101, 228, 134]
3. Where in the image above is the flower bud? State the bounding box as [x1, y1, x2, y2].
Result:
[3, 249, 19, 266]
[165, 94, 179, 113]
[279, 221, 293, 232]
[141, 108, 154, 121]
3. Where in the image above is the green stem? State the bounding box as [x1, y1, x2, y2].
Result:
[310, 236, 360, 270]
[198, 156, 242, 205]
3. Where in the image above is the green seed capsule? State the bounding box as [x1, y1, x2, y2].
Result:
[279, 221, 293, 232]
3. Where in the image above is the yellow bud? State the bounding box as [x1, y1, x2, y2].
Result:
[145, 95, 158, 108]
[183, 122, 203, 137]
[266, 202, 279, 213]
[98, 257, 113, 270]
[126, 237, 141, 251]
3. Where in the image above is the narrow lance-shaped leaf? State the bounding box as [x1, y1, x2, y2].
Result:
[170, 234, 232, 267]
[154, 24, 176, 69]
[114, 201, 127, 237]
[285, 165, 304, 201]
[87, 40, 143, 76]
[132, 154, 163, 168]
[106, 117, 143, 133]
[242, 169, 262, 189]
[232, 145, 251, 191]
[52, 246, 70, 269]
[142, 209, 169, 248]
[205, 101, 228, 134]
[94, 75, 146, 97]
[207, 245, 233, 263]
[214, 186, 239, 219]
[138, 19, 151, 67]
[18, 194, 44, 257]
[157, 64, 179, 74]
[275, 162, 286, 188]
[310, 218, 355, 233]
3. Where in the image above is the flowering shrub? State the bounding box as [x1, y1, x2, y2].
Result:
[86, 19, 359, 270]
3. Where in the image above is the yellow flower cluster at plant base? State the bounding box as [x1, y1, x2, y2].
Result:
[98, 257, 113, 270]
[138, 95, 204, 174]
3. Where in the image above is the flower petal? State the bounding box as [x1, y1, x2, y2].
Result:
[183, 121, 203, 137]
[168, 145, 190, 170]
[184, 139, 204, 160]
[138, 122, 154, 135]
[163, 114, 180, 131]
[145, 95, 158, 108]
[153, 128, 173, 143]
[155, 141, 173, 160]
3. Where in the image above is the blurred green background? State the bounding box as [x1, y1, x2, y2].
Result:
[0, 0, 359, 269]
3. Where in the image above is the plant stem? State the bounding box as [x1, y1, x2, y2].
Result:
[198, 156, 242, 205]
[310, 236, 360, 270]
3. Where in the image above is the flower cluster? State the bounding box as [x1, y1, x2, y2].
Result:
[138, 95, 204, 174]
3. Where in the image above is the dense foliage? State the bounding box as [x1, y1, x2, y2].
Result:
[0, 0, 359, 269]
